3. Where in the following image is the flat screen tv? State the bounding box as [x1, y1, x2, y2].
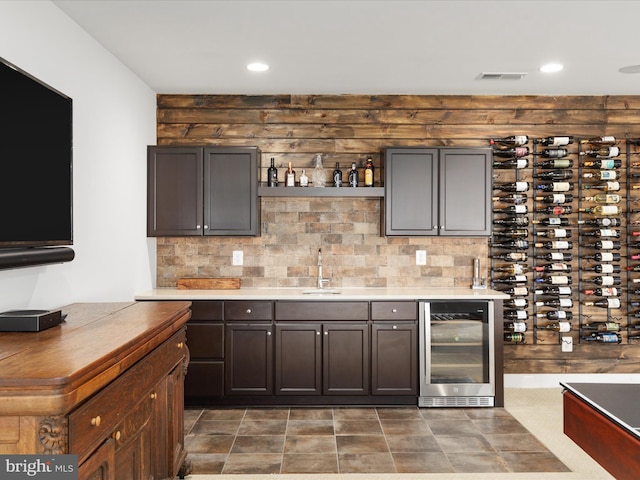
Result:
[0, 57, 73, 248]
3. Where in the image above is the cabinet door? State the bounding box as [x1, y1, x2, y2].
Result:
[204, 147, 259, 236]
[167, 363, 186, 478]
[225, 324, 273, 395]
[275, 323, 322, 395]
[147, 146, 203, 236]
[323, 324, 369, 395]
[371, 323, 417, 395]
[384, 147, 438, 236]
[78, 439, 115, 480]
[439, 148, 492, 235]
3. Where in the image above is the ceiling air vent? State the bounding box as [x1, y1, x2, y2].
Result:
[477, 72, 528, 80]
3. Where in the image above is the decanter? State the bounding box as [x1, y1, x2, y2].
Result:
[311, 153, 326, 187]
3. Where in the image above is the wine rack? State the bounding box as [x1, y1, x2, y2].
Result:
[490, 135, 640, 347]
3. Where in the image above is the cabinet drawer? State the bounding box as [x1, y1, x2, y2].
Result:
[225, 301, 273, 321]
[371, 302, 417, 321]
[69, 329, 186, 463]
[187, 323, 223, 358]
[276, 301, 369, 321]
[191, 301, 223, 321]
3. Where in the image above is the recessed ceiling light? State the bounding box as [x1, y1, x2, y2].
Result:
[619, 65, 640, 74]
[540, 63, 564, 73]
[247, 62, 269, 72]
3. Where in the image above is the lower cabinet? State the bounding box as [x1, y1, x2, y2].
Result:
[275, 323, 322, 395]
[225, 323, 274, 395]
[323, 324, 370, 395]
[371, 322, 418, 395]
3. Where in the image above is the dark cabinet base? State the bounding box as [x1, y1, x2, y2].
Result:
[185, 395, 418, 408]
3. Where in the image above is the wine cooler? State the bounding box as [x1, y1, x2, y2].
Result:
[419, 301, 495, 407]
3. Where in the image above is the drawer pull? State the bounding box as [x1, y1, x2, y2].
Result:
[90, 416, 101, 427]
[114, 431, 121, 441]
[246, 308, 252, 314]
[177, 342, 184, 349]
[150, 392, 157, 400]
[267, 331, 272, 336]
[393, 325, 398, 329]
[392, 308, 397, 313]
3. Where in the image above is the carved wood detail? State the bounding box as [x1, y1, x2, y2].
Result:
[38, 415, 68, 454]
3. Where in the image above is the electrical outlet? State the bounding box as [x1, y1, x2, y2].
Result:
[562, 336, 573, 352]
[416, 250, 427, 265]
[232, 250, 243, 266]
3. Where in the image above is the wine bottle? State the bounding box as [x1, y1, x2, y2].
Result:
[536, 298, 573, 308]
[581, 159, 622, 169]
[493, 264, 528, 274]
[493, 194, 528, 204]
[582, 252, 620, 262]
[493, 146, 529, 158]
[491, 240, 529, 250]
[348, 162, 358, 187]
[535, 275, 572, 285]
[580, 136, 616, 146]
[580, 146, 621, 158]
[494, 275, 528, 284]
[490, 135, 529, 147]
[535, 194, 573, 204]
[504, 321, 527, 332]
[537, 136, 574, 146]
[494, 181, 529, 192]
[627, 265, 640, 272]
[583, 264, 621, 274]
[535, 252, 572, 261]
[534, 241, 573, 250]
[536, 158, 573, 169]
[579, 205, 621, 216]
[364, 157, 374, 187]
[583, 170, 617, 180]
[333, 162, 343, 187]
[536, 205, 572, 215]
[533, 170, 573, 181]
[583, 299, 622, 309]
[504, 297, 528, 309]
[493, 229, 529, 237]
[536, 182, 572, 192]
[494, 285, 529, 296]
[493, 205, 528, 215]
[537, 310, 573, 320]
[491, 252, 528, 261]
[504, 332, 526, 343]
[493, 158, 529, 169]
[583, 287, 622, 297]
[586, 275, 622, 286]
[539, 148, 569, 158]
[578, 217, 621, 227]
[539, 321, 572, 332]
[535, 263, 572, 272]
[285, 162, 296, 186]
[580, 229, 621, 238]
[583, 241, 621, 250]
[582, 194, 622, 204]
[535, 228, 571, 238]
[504, 310, 528, 320]
[583, 322, 621, 331]
[493, 216, 530, 227]
[583, 182, 620, 192]
[535, 286, 572, 296]
[299, 169, 309, 187]
[267, 157, 278, 187]
[581, 332, 622, 343]
[532, 217, 569, 226]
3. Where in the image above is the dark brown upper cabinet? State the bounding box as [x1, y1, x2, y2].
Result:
[384, 147, 492, 236]
[147, 146, 260, 236]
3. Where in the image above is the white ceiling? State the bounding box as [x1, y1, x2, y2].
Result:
[53, 0, 640, 96]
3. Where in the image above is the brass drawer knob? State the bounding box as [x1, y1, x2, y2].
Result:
[90, 416, 101, 427]
[150, 392, 157, 400]
[114, 431, 121, 441]
[177, 342, 184, 349]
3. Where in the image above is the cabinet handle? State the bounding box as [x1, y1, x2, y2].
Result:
[393, 325, 398, 330]
[150, 392, 157, 400]
[90, 416, 101, 427]
[316, 331, 320, 336]
[114, 431, 121, 441]
[246, 308, 252, 314]
[204, 225, 209, 230]
[267, 331, 272, 336]
[177, 342, 184, 349]
[196, 224, 201, 230]
[392, 308, 397, 313]
[324, 331, 328, 336]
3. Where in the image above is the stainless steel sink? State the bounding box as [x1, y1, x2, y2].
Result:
[302, 289, 341, 295]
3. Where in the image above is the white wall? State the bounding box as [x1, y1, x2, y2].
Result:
[0, 1, 157, 311]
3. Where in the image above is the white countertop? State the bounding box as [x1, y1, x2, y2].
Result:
[135, 287, 509, 301]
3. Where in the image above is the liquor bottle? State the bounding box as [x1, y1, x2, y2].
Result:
[583, 299, 622, 309]
[504, 297, 529, 309]
[491, 240, 529, 250]
[532, 217, 569, 226]
[494, 216, 530, 227]
[583, 287, 622, 297]
[535, 228, 571, 238]
[539, 148, 569, 158]
[535, 194, 573, 204]
[494, 285, 529, 296]
[348, 162, 358, 187]
[535, 263, 572, 272]
[583, 241, 621, 250]
[538, 321, 572, 333]
[580, 146, 621, 158]
[535, 252, 572, 261]
[494, 181, 529, 192]
[582, 194, 622, 204]
[494, 275, 528, 284]
[580, 229, 621, 238]
[493, 264, 528, 274]
[536, 205, 572, 215]
[490, 135, 529, 147]
[587, 275, 622, 286]
[493, 205, 528, 215]
[493, 194, 528, 204]
[582, 252, 621, 262]
[493, 147, 529, 158]
[581, 332, 622, 343]
[504, 332, 526, 343]
[579, 205, 621, 216]
[580, 136, 616, 146]
[267, 157, 278, 186]
[583, 170, 617, 180]
[299, 169, 309, 187]
[578, 217, 622, 227]
[534, 241, 573, 250]
[535, 275, 572, 285]
[583, 264, 621, 274]
[537, 136, 574, 146]
[493, 229, 529, 238]
[364, 157, 374, 187]
[493, 158, 529, 169]
[536, 158, 573, 169]
[491, 251, 528, 261]
[504, 321, 527, 333]
[583, 182, 620, 192]
[536, 182, 572, 192]
[333, 162, 343, 187]
[533, 170, 573, 181]
[537, 310, 573, 320]
[535, 286, 572, 296]
[285, 162, 296, 186]
[536, 298, 573, 308]
[581, 159, 622, 169]
[504, 310, 528, 320]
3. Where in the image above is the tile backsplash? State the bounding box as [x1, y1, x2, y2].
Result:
[156, 198, 488, 288]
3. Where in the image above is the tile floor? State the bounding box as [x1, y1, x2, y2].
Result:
[183, 405, 570, 475]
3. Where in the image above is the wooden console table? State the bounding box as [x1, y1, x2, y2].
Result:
[0, 301, 191, 480]
[562, 382, 640, 480]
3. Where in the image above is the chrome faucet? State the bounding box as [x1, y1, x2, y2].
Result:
[317, 248, 329, 289]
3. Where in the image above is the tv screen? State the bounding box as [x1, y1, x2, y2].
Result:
[0, 57, 73, 247]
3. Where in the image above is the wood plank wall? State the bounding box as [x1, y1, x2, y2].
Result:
[156, 94, 640, 374]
